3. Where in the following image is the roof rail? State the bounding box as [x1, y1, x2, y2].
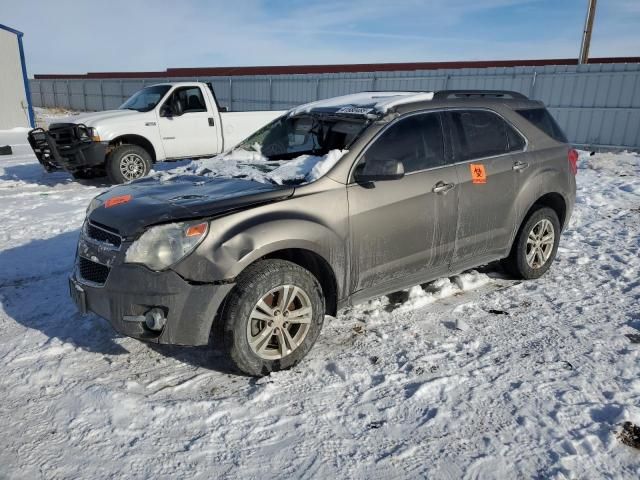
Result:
[433, 90, 528, 100]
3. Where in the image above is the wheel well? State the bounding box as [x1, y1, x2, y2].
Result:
[263, 249, 338, 317]
[530, 192, 567, 228]
[109, 135, 156, 162]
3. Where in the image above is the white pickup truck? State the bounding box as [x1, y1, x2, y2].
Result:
[28, 82, 285, 183]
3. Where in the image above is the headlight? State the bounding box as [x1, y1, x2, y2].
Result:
[125, 221, 209, 271]
[88, 127, 101, 142]
[86, 196, 103, 216]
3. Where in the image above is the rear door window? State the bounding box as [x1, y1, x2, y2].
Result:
[363, 112, 446, 173]
[516, 108, 568, 143]
[448, 110, 525, 161]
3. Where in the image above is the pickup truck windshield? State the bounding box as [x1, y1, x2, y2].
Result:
[235, 114, 369, 160]
[120, 85, 171, 112]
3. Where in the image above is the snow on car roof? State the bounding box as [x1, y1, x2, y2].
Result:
[289, 91, 435, 117]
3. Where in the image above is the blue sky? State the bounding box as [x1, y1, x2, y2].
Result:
[2, 0, 639, 76]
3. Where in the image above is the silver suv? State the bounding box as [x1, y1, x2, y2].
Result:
[70, 90, 577, 376]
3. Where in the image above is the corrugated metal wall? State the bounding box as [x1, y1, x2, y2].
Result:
[30, 62, 640, 149]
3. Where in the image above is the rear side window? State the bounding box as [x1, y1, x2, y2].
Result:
[364, 112, 446, 173]
[516, 108, 568, 143]
[449, 110, 526, 161]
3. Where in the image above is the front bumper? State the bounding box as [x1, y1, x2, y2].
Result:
[70, 262, 234, 346]
[28, 125, 107, 173]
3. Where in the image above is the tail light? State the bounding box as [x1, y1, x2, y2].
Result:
[568, 148, 578, 175]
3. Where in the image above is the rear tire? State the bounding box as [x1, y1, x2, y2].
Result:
[219, 260, 325, 376]
[106, 145, 151, 184]
[502, 207, 561, 280]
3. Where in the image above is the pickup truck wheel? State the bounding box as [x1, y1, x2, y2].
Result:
[502, 207, 560, 280]
[220, 259, 325, 376]
[106, 145, 151, 184]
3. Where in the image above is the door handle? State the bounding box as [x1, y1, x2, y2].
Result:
[208, 117, 215, 127]
[432, 181, 455, 194]
[513, 160, 529, 171]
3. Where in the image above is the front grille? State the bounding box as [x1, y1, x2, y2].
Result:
[50, 130, 73, 145]
[48, 123, 90, 146]
[49, 125, 76, 146]
[79, 257, 110, 285]
[87, 222, 122, 248]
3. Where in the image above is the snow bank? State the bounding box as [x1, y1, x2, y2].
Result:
[579, 149, 639, 178]
[33, 106, 82, 128]
[0, 128, 29, 147]
[391, 270, 491, 312]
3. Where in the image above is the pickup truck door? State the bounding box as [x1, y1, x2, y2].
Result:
[157, 86, 219, 159]
[348, 112, 459, 300]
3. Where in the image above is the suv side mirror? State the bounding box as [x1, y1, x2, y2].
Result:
[355, 158, 405, 183]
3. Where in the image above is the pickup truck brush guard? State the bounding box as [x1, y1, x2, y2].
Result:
[28, 123, 107, 173]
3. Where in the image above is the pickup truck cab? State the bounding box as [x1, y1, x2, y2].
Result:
[28, 82, 284, 183]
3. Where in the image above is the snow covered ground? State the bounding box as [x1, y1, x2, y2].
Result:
[0, 126, 639, 479]
[33, 106, 82, 128]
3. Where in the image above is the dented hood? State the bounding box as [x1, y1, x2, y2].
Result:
[88, 175, 294, 238]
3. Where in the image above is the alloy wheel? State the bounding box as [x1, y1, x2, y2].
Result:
[525, 218, 555, 269]
[119, 153, 146, 180]
[246, 285, 313, 360]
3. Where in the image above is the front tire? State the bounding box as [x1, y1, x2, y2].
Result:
[503, 207, 561, 279]
[106, 145, 151, 184]
[220, 260, 325, 376]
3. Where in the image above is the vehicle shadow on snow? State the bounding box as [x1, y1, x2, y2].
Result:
[0, 230, 128, 355]
[0, 229, 243, 372]
[0, 163, 111, 188]
[146, 344, 241, 375]
[0, 159, 193, 187]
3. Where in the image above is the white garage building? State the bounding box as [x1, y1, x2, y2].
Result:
[0, 24, 34, 129]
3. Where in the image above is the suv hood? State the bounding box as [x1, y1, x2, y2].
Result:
[88, 175, 294, 238]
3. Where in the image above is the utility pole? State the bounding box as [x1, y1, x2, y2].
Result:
[579, 0, 597, 65]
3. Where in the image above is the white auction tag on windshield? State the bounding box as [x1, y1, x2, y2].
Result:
[336, 106, 374, 115]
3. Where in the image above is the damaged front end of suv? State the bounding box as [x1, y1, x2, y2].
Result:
[70, 103, 375, 360]
[71, 175, 297, 346]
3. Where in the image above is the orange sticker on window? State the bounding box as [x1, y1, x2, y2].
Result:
[470, 164, 487, 184]
[104, 194, 132, 208]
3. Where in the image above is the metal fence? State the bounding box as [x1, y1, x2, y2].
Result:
[30, 62, 640, 149]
